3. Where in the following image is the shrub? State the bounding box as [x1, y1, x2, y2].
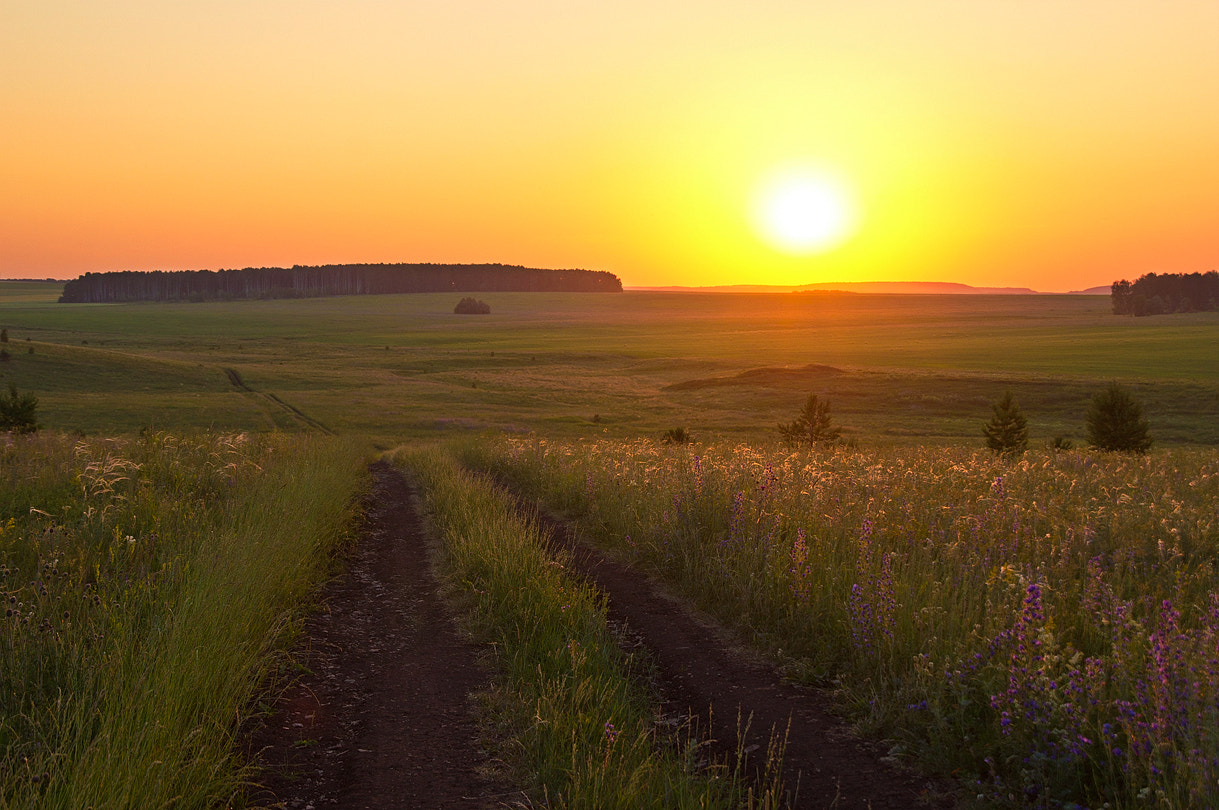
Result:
[0, 327, 8, 342]
[982, 390, 1029, 455]
[1086, 382, 1152, 453]
[453, 297, 491, 315]
[1049, 435, 1074, 451]
[661, 427, 692, 445]
[778, 394, 841, 447]
[0, 383, 39, 433]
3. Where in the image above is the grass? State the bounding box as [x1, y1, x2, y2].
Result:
[5, 280, 1219, 805]
[460, 434, 1219, 808]
[391, 446, 775, 808]
[0, 431, 367, 808]
[3, 282, 1217, 445]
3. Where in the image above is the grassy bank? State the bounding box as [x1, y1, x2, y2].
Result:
[392, 446, 774, 808]
[0, 431, 367, 808]
[462, 435, 1219, 808]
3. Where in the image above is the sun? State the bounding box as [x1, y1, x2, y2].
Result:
[751, 167, 858, 255]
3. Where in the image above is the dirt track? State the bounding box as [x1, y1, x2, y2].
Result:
[249, 462, 951, 808]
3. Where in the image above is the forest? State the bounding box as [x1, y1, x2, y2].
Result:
[57, 263, 623, 303]
[1110, 270, 1219, 315]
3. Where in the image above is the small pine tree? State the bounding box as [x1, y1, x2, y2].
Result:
[0, 384, 39, 434]
[1086, 382, 1152, 453]
[778, 394, 842, 448]
[983, 391, 1029, 455]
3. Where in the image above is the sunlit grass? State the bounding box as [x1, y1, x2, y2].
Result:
[462, 435, 1219, 808]
[0, 431, 366, 808]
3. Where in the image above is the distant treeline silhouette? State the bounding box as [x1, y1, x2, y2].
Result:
[58, 263, 623, 303]
[1110, 271, 1218, 316]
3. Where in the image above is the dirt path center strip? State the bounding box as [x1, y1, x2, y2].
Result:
[248, 461, 515, 809]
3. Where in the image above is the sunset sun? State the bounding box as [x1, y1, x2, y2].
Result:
[752, 168, 858, 255]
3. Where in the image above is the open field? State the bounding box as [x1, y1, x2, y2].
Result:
[4, 280, 1219, 807]
[3, 281, 1217, 445]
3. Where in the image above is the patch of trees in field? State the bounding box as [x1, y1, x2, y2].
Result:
[1110, 271, 1218, 315]
[58, 263, 623, 303]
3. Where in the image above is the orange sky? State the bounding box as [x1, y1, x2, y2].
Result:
[2, 1, 1217, 291]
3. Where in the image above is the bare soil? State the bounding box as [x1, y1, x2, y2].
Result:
[248, 462, 953, 809]
[246, 462, 520, 809]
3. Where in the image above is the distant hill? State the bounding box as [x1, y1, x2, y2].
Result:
[627, 281, 1115, 295]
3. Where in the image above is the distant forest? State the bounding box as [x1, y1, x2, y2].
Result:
[58, 263, 623, 303]
[1110, 271, 1218, 316]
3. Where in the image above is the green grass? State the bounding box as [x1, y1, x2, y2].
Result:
[2, 285, 1217, 445]
[0, 431, 367, 808]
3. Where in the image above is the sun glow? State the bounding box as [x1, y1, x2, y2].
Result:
[751, 168, 858, 256]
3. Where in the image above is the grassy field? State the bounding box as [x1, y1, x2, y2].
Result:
[4, 279, 1218, 807]
[2, 281, 1217, 445]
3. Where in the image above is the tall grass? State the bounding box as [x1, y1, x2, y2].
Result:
[0, 431, 366, 808]
[461, 435, 1219, 809]
[392, 447, 772, 808]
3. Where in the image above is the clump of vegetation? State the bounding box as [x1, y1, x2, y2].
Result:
[662, 427, 693, 445]
[777, 394, 841, 448]
[0, 327, 8, 342]
[1048, 435, 1074, 451]
[982, 390, 1028, 455]
[1110, 270, 1219, 315]
[0, 384, 38, 433]
[453, 297, 491, 315]
[1087, 381, 1153, 453]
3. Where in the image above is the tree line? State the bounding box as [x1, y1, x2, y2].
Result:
[1110, 271, 1218, 316]
[58, 263, 623, 303]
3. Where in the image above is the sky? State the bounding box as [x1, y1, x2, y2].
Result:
[2, 1, 1217, 291]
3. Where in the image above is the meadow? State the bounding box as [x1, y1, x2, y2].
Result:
[3, 280, 1219, 808]
[2, 281, 1217, 445]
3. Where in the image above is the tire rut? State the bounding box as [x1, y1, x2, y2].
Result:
[512, 491, 954, 810]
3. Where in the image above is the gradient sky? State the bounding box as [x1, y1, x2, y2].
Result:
[3, 1, 1217, 290]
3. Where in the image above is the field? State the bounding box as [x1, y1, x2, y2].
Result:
[3, 280, 1219, 808]
[3, 282, 1217, 445]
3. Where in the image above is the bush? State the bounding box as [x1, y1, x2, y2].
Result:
[0, 383, 39, 434]
[778, 394, 841, 448]
[0, 327, 8, 342]
[1049, 436, 1074, 452]
[453, 297, 491, 315]
[661, 427, 693, 445]
[1086, 382, 1152, 453]
[982, 391, 1029, 455]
